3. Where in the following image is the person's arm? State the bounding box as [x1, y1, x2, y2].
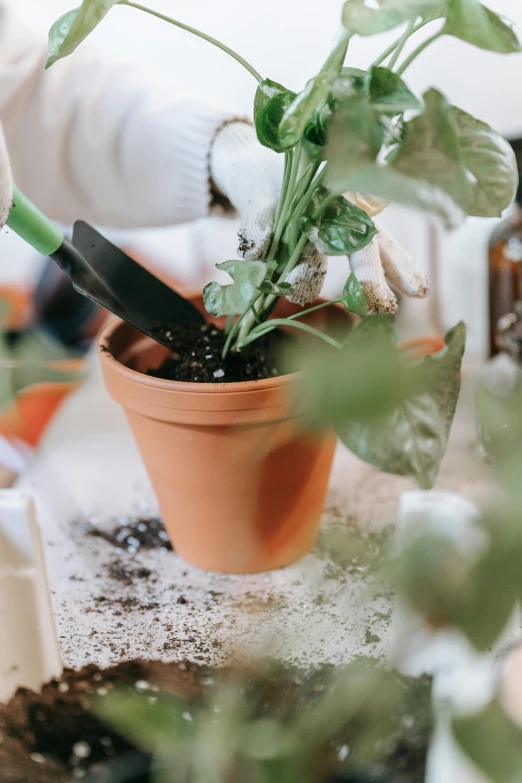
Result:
[0, 4, 236, 228]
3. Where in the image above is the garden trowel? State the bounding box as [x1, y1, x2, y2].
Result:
[5, 187, 205, 347]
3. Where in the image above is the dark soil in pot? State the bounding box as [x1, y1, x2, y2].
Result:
[149, 323, 287, 384]
[0, 659, 431, 783]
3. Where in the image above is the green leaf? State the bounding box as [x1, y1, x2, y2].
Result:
[453, 106, 519, 217]
[96, 690, 189, 751]
[444, 0, 521, 54]
[337, 322, 466, 488]
[327, 151, 465, 229]
[203, 260, 266, 318]
[46, 1, 120, 68]
[303, 106, 333, 160]
[340, 273, 367, 316]
[259, 280, 294, 295]
[328, 89, 516, 223]
[395, 529, 472, 627]
[279, 73, 334, 149]
[342, 0, 446, 36]
[452, 519, 521, 650]
[303, 190, 377, 255]
[368, 66, 422, 114]
[0, 328, 83, 404]
[392, 89, 470, 212]
[453, 701, 522, 783]
[253, 79, 297, 152]
[0, 300, 10, 329]
[295, 314, 416, 426]
[332, 66, 421, 115]
[326, 98, 386, 177]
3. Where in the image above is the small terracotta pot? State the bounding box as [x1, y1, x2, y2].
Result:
[398, 335, 446, 362]
[99, 299, 347, 574]
[0, 359, 85, 447]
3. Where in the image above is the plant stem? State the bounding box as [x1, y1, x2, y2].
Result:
[286, 166, 327, 253]
[238, 319, 343, 351]
[321, 28, 351, 73]
[268, 151, 293, 256]
[269, 149, 301, 259]
[221, 293, 262, 359]
[120, 0, 263, 82]
[288, 161, 319, 218]
[388, 19, 416, 69]
[396, 30, 444, 75]
[224, 314, 234, 334]
[284, 298, 342, 321]
[369, 18, 432, 68]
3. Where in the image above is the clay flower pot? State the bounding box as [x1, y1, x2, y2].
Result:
[99, 299, 347, 574]
[0, 358, 85, 447]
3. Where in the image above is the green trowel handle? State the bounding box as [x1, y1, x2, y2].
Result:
[6, 186, 64, 256]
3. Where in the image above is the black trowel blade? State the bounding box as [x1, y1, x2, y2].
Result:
[71, 221, 205, 343]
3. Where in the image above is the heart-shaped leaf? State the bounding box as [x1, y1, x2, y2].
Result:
[203, 261, 267, 317]
[368, 67, 422, 114]
[47, 1, 120, 68]
[253, 79, 297, 152]
[337, 321, 466, 489]
[340, 272, 368, 316]
[342, 0, 446, 36]
[278, 73, 334, 149]
[444, 0, 521, 53]
[391, 89, 470, 212]
[327, 97, 466, 228]
[452, 106, 519, 217]
[296, 314, 414, 425]
[303, 188, 377, 255]
[333, 66, 421, 116]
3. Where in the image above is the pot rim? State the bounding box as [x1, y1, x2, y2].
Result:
[98, 316, 301, 396]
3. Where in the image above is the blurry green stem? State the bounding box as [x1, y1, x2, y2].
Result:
[370, 18, 433, 68]
[396, 30, 444, 75]
[222, 293, 262, 358]
[239, 318, 343, 350]
[388, 19, 415, 69]
[321, 28, 351, 73]
[120, 0, 263, 82]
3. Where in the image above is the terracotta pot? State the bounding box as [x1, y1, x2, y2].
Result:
[99, 299, 348, 574]
[398, 334, 446, 362]
[0, 359, 85, 447]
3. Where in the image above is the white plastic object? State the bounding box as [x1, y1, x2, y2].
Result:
[0, 489, 62, 702]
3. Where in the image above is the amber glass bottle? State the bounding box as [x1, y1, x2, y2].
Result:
[489, 138, 522, 356]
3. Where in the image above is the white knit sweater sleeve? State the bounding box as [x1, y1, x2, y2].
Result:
[0, 4, 234, 229]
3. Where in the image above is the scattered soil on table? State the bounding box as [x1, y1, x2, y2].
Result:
[0, 659, 431, 783]
[149, 322, 286, 383]
[86, 517, 172, 553]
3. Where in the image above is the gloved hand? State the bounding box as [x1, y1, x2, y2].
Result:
[210, 122, 429, 313]
[0, 122, 13, 228]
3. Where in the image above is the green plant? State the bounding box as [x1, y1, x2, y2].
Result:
[0, 299, 82, 411]
[46, 0, 518, 351]
[93, 661, 432, 783]
[44, 0, 518, 487]
[390, 368, 522, 781]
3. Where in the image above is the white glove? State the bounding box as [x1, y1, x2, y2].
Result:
[210, 121, 283, 260]
[210, 121, 429, 311]
[350, 222, 429, 314]
[0, 123, 13, 228]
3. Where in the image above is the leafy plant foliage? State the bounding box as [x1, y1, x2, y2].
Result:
[44, 0, 518, 484]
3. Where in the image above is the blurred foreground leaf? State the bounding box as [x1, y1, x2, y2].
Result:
[293, 317, 466, 488]
[453, 700, 522, 783]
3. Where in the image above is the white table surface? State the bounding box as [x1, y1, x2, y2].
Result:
[19, 359, 499, 674]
